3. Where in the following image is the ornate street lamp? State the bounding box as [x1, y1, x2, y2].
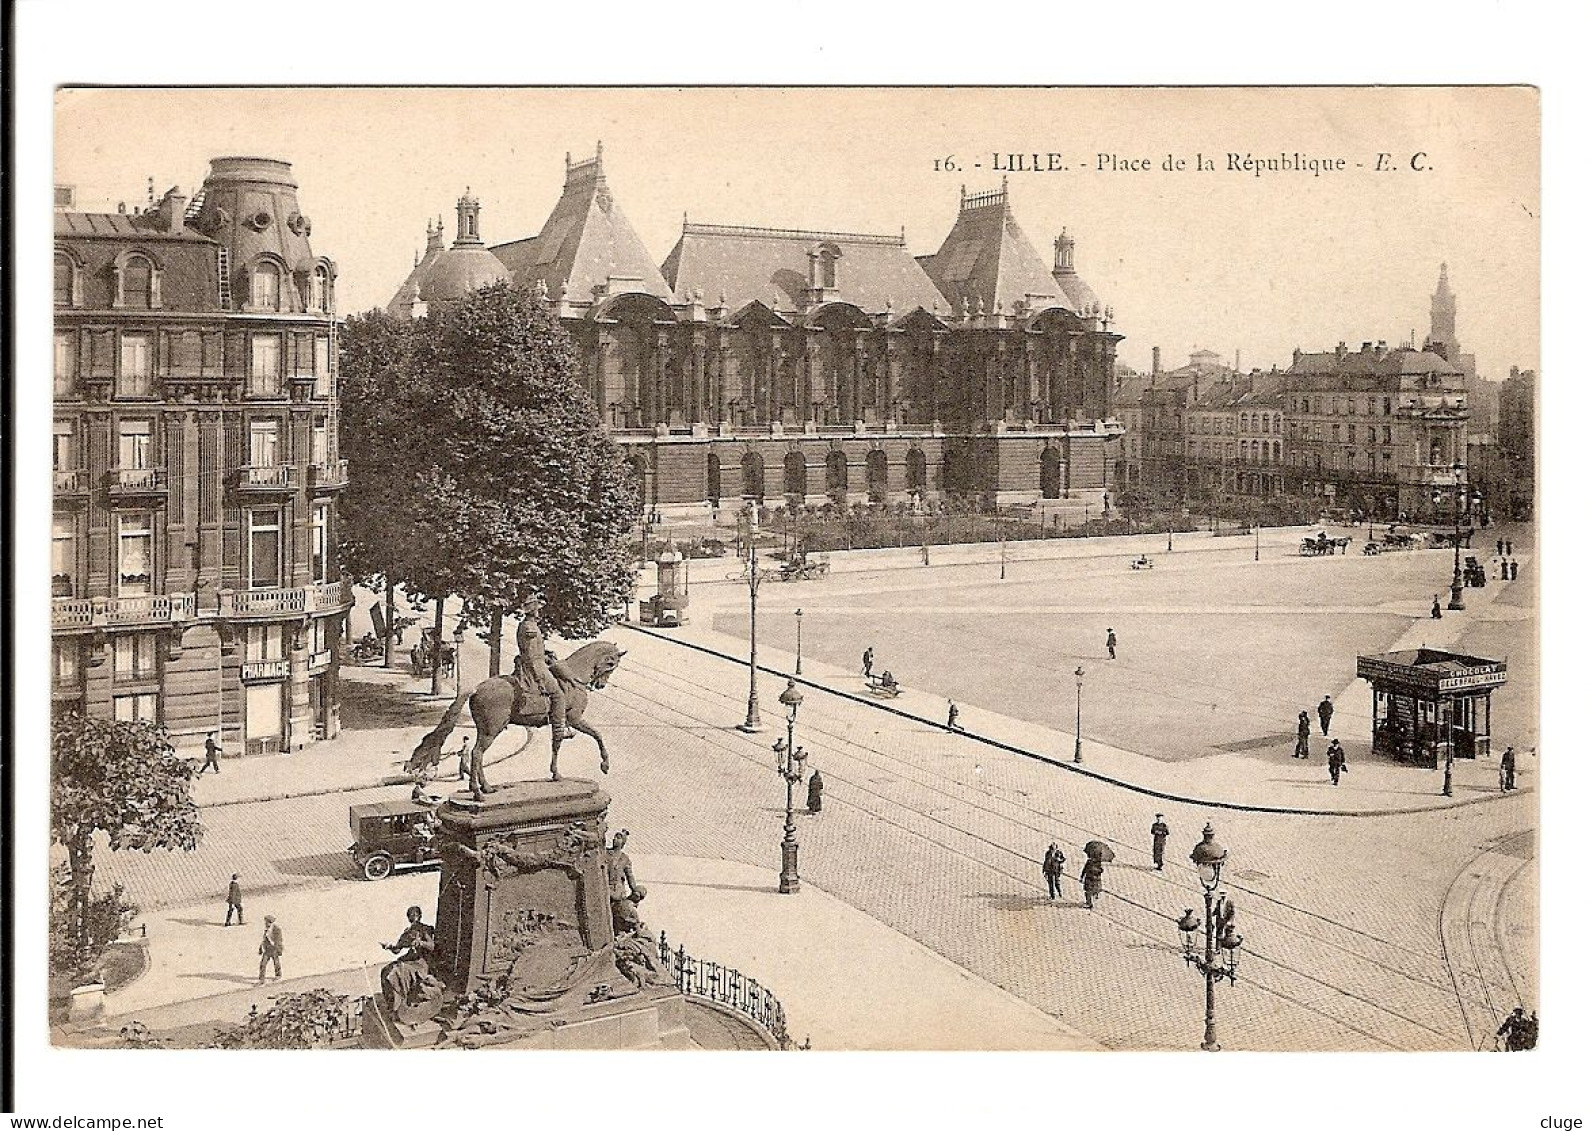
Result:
[794, 607, 804, 675]
[453, 620, 466, 698]
[1073, 665, 1085, 764]
[1175, 823, 1242, 1051]
[774, 678, 807, 894]
[739, 502, 765, 733]
[1446, 460, 1467, 612]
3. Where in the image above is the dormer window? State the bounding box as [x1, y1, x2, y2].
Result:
[112, 252, 159, 310]
[252, 262, 282, 310]
[808, 242, 842, 295]
[311, 266, 331, 313]
[55, 253, 79, 306]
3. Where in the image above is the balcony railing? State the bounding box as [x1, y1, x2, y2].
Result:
[51, 592, 196, 630]
[308, 579, 350, 613]
[241, 658, 291, 682]
[108, 467, 167, 497]
[308, 460, 349, 490]
[222, 587, 307, 617]
[236, 464, 299, 492]
[54, 468, 88, 494]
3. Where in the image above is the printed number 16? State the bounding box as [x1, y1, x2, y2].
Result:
[934, 156, 959, 172]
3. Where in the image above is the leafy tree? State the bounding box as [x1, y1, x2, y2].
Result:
[344, 284, 639, 680]
[48, 863, 136, 979]
[51, 715, 201, 974]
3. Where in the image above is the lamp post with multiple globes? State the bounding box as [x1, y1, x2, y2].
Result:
[1175, 823, 1244, 1051]
[774, 679, 807, 894]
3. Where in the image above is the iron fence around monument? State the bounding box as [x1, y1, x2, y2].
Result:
[656, 931, 791, 1049]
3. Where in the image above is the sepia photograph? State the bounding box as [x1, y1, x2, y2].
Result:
[8, 11, 1577, 1124]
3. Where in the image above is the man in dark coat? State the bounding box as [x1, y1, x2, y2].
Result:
[1318, 695, 1335, 736]
[1505, 538, 1514, 557]
[225, 874, 244, 926]
[1509, 559, 1519, 581]
[1295, 711, 1312, 759]
[862, 648, 874, 678]
[257, 916, 284, 983]
[198, 732, 223, 776]
[1500, 745, 1517, 792]
[1326, 739, 1346, 785]
[1496, 537, 1505, 558]
[1106, 628, 1117, 660]
[1150, 815, 1170, 870]
[947, 700, 963, 731]
[806, 768, 824, 815]
[1042, 843, 1065, 899]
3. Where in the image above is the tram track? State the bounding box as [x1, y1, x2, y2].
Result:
[598, 660, 1480, 1050]
[1435, 832, 1534, 1049]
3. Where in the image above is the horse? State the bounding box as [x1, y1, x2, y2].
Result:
[405, 641, 625, 800]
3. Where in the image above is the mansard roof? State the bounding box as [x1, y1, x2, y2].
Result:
[55, 210, 222, 312]
[491, 148, 669, 306]
[919, 183, 1071, 317]
[660, 222, 946, 316]
[1287, 345, 1461, 386]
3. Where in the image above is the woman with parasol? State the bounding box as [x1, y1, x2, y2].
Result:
[1080, 840, 1114, 909]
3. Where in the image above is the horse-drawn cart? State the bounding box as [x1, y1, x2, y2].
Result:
[1300, 533, 1352, 556]
[774, 549, 830, 581]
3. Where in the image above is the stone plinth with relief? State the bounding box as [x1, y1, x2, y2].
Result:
[363, 778, 689, 1049]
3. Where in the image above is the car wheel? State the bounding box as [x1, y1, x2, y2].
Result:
[363, 854, 394, 881]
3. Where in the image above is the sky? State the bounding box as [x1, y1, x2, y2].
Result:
[54, 87, 1538, 379]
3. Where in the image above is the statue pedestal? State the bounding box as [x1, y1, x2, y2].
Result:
[363, 778, 689, 1050]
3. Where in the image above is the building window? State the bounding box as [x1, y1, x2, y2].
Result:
[313, 336, 331, 396]
[1383, 397, 1392, 415]
[118, 333, 153, 397]
[312, 418, 329, 467]
[52, 516, 76, 596]
[252, 262, 282, 310]
[245, 624, 284, 664]
[55, 254, 76, 305]
[311, 267, 331, 313]
[249, 420, 280, 469]
[53, 420, 76, 472]
[54, 332, 78, 396]
[117, 512, 154, 597]
[310, 503, 329, 583]
[118, 419, 153, 472]
[250, 334, 282, 396]
[113, 692, 159, 723]
[121, 256, 154, 309]
[54, 641, 80, 688]
[113, 634, 159, 682]
[247, 508, 282, 590]
[1347, 425, 1356, 444]
[1383, 427, 1392, 444]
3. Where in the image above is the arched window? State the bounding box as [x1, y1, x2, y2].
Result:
[784, 451, 808, 499]
[55, 253, 76, 306]
[706, 453, 721, 506]
[825, 449, 848, 499]
[1040, 448, 1062, 499]
[119, 255, 154, 309]
[740, 451, 765, 502]
[311, 266, 331, 313]
[252, 262, 282, 310]
[906, 448, 927, 491]
[866, 450, 888, 503]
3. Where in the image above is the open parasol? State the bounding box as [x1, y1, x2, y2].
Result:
[1084, 840, 1115, 862]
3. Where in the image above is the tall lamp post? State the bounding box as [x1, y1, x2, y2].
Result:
[775, 679, 807, 894]
[1175, 823, 1243, 1051]
[1073, 665, 1085, 764]
[453, 620, 466, 698]
[1446, 460, 1467, 612]
[739, 502, 765, 733]
[794, 607, 804, 675]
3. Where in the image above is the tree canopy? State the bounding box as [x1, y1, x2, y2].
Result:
[338, 284, 639, 639]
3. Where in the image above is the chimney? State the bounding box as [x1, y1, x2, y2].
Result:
[1152, 346, 1162, 375]
[156, 186, 188, 235]
[1335, 342, 1347, 361]
[1234, 349, 1241, 372]
[1360, 341, 1373, 353]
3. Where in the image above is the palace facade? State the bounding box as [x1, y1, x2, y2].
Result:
[53, 156, 352, 754]
[390, 148, 1125, 523]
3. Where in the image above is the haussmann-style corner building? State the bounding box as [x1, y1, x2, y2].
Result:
[389, 146, 1126, 524]
[53, 156, 352, 755]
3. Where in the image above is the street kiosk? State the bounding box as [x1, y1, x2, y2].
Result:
[1356, 648, 1507, 767]
[641, 539, 690, 627]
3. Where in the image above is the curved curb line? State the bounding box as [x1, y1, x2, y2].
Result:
[622, 623, 1528, 820]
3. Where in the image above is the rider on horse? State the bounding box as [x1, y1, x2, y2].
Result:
[512, 595, 575, 741]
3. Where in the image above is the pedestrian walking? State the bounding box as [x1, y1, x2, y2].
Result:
[946, 700, 963, 731]
[1497, 1006, 1528, 1051]
[1509, 559, 1519, 581]
[198, 731, 223, 775]
[1496, 537, 1505, 558]
[1326, 739, 1347, 786]
[453, 737, 472, 781]
[1500, 559, 1509, 581]
[257, 916, 284, 983]
[1499, 745, 1517, 792]
[806, 768, 824, 815]
[1106, 628, 1117, 660]
[1505, 538, 1514, 557]
[1317, 695, 1335, 736]
[1150, 815, 1170, 870]
[1080, 858, 1104, 910]
[920, 544, 931, 566]
[225, 874, 244, 926]
[1042, 843, 1065, 899]
[1294, 711, 1311, 759]
[1431, 594, 1443, 619]
[862, 647, 874, 678]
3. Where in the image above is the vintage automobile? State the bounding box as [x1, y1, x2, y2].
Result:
[348, 799, 442, 880]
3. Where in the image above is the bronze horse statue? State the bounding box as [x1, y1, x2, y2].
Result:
[406, 641, 625, 800]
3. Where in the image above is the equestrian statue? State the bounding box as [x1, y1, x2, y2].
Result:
[406, 594, 625, 799]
